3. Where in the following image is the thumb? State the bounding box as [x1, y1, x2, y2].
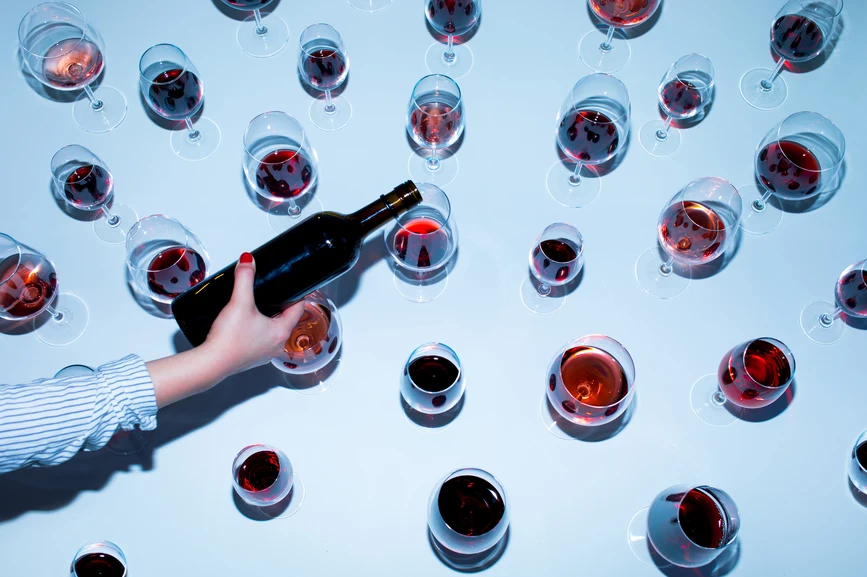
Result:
[231, 252, 256, 308]
[273, 301, 305, 334]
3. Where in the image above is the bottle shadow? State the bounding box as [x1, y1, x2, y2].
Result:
[543, 393, 637, 442]
[211, 0, 283, 21]
[731, 379, 796, 423]
[401, 393, 465, 430]
[648, 537, 741, 577]
[325, 236, 393, 308]
[583, 1, 663, 40]
[428, 526, 508, 572]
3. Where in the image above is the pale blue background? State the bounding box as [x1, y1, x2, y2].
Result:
[0, 0, 865, 575]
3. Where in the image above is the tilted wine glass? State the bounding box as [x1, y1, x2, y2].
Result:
[232, 444, 304, 519]
[520, 223, 584, 315]
[801, 259, 867, 344]
[71, 540, 128, 577]
[18, 2, 127, 133]
[401, 342, 465, 425]
[407, 75, 465, 188]
[219, 0, 289, 58]
[298, 24, 352, 132]
[424, 0, 482, 79]
[578, 0, 662, 73]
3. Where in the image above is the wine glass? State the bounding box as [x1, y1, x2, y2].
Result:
[740, 111, 845, 235]
[232, 444, 304, 519]
[639, 53, 715, 158]
[546, 73, 630, 208]
[579, 0, 662, 73]
[71, 540, 127, 577]
[54, 365, 151, 455]
[424, 0, 482, 79]
[740, 0, 843, 110]
[125, 215, 209, 309]
[520, 223, 584, 315]
[849, 431, 867, 495]
[50, 145, 137, 245]
[428, 468, 509, 570]
[139, 44, 221, 161]
[0, 233, 88, 346]
[18, 2, 127, 133]
[407, 74, 465, 188]
[541, 334, 636, 439]
[401, 343, 465, 426]
[801, 259, 867, 344]
[690, 337, 795, 427]
[635, 177, 742, 299]
[349, 0, 392, 13]
[384, 183, 458, 302]
[298, 24, 352, 131]
[219, 0, 289, 58]
[271, 291, 342, 395]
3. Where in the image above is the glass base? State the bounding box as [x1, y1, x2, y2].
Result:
[425, 42, 473, 79]
[635, 248, 690, 299]
[35, 293, 88, 346]
[430, 529, 506, 571]
[267, 195, 323, 234]
[578, 29, 631, 73]
[348, 0, 392, 12]
[170, 118, 221, 161]
[393, 267, 449, 303]
[546, 162, 601, 208]
[520, 277, 565, 314]
[690, 374, 740, 427]
[73, 86, 127, 133]
[94, 204, 137, 245]
[738, 183, 782, 235]
[309, 96, 352, 132]
[106, 425, 152, 456]
[408, 152, 458, 188]
[259, 475, 305, 519]
[801, 300, 846, 344]
[627, 508, 662, 567]
[237, 14, 289, 58]
[739, 67, 788, 110]
[280, 359, 341, 395]
[639, 120, 681, 157]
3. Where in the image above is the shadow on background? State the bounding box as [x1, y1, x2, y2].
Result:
[428, 526, 508, 573]
[649, 537, 740, 577]
[543, 393, 636, 442]
[735, 379, 796, 423]
[848, 480, 867, 508]
[401, 393, 464, 431]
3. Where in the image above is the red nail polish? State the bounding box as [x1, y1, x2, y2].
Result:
[240, 252, 253, 264]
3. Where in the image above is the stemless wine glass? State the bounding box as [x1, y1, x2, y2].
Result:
[232, 444, 304, 519]
[139, 44, 221, 161]
[407, 75, 465, 188]
[125, 215, 209, 309]
[401, 342, 465, 415]
[849, 431, 867, 495]
[271, 291, 342, 395]
[520, 223, 584, 315]
[298, 24, 352, 131]
[428, 468, 509, 570]
[219, 0, 289, 58]
[243, 111, 321, 234]
[635, 177, 742, 299]
[739, 111, 845, 235]
[640, 53, 715, 158]
[801, 259, 867, 344]
[50, 145, 137, 245]
[691, 337, 795, 427]
[579, 0, 662, 73]
[384, 183, 458, 303]
[71, 540, 127, 577]
[18, 2, 127, 133]
[0, 233, 88, 346]
[349, 0, 392, 13]
[546, 73, 630, 208]
[424, 0, 482, 79]
[740, 0, 843, 110]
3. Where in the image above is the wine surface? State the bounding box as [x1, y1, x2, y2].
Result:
[438, 475, 505, 536]
[756, 140, 822, 200]
[73, 553, 126, 577]
[256, 149, 315, 199]
[772, 14, 824, 61]
[237, 450, 281, 492]
[408, 355, 460, 393]
[658, 200, 727, 263]
[147, 247, 206, 299]
[64, 164, 111, 208]
[146, 67, 204, 120]
[678, 488, 727, 549]
[42, 38, 104, 89]
[559, 346, 628, 407]
[558, 109, 619, 163]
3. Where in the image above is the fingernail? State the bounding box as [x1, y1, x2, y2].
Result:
[240, 252, 253, 264]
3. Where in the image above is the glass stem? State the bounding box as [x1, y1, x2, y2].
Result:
[253, 9, 268, 35]
[426, 149, 440, 172]
[46, 303, 64, 322]
[185, 117, 201, 142]
[656, 115, 673, 140]
[762, 59, 786, 90]
[444, 35, 456, 62]
[538, 283, 552, 297]
[286, 198, 301, 218]
[752, 190, 773, 212]
[324, 89, 336, 113]
[659, 256, 674, 276]
[819, 307, 843, 327]
[600, 26, 616, 52]
[82, 85, 104, 111]
[568, 162, 583, 186]
[101, 206, 119, 227]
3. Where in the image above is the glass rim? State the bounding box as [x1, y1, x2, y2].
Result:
[569, 73, 631, 124]
[556, 334, 635, 410]
[138, 43, 189, 84]
[50, 144, 102, 182]
[125, 215, 192, 272]
[775, 112, 846, 172]
[71, 540, 128, 575]
[798, 0, 844, 17]
[231, 443, 291, 495]
[410, 74, 463, 115]
[243, 111, 309, 164]
[736, 337, 795, 390]
[18, 1, 88, 58]
[673, 485, 738, 551]
[537, 223, 584, 264]
[406, 342, 462, 395]
[298, 22, 345, 55]
[666, 177, 741, 233]
[434, 467, 508, 539]
[0, 233, 23, 286]
[672, 53, 715, 90]
[395, 185, 452, 233]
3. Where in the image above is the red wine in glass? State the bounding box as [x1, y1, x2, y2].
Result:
[756, 140, 822, 200]
[146, 247, 207, 299]
[0, 253, 58, 319]
[301, 48, 348, 91]
[857, 442, 867, 472]
[589, 0, 660, 26]
[559, 346, 629, 412]
[237, 450, 281, 492]
[41, 38, 104, 90]
[836, 268, 867, 316]
[426, 0, 481, 35]
[64, 164, 112, 208]
[145, 66, 204, 121]
[410, 97, 462, 147]
[719, 339, 792, 409]
[73, 553, 126, 577]
[256, 149, 315, 199]
[772, 14, 825, 61]
[408, 355, 460, 393]
[281, 300, 332, 369]
[558, 109, 619, 163]
[438, 474, 505, 536]
[532, 238, 579, 284]
[658, 201, 727, 263]
[678, 487, 728, 549]
[660, 80, 703, 117]
[393, 217, 450, 269]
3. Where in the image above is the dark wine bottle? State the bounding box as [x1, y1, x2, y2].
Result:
[171, 181, 422, 346]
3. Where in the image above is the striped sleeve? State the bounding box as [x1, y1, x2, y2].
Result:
[0, 354, 157, 475]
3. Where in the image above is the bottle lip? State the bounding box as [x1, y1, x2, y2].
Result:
[404, 180, 423, 203]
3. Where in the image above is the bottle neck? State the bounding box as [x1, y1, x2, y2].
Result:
[350, 181, 423, 237]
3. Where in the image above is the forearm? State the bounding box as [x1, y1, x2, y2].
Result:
[146, 344, 233, 408]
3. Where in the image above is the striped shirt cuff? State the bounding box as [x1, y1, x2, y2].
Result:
[96, 354, 158, 433]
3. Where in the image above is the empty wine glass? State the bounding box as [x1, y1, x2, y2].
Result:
[579, 0, 662, 73]
[349, 0, 392, 12]
[0, 233, 88, 346]
[219, 0, 289, 58]
[546, 73, 630, 208]
[18, 2, 127, 133]
[50, 145, 137, 245]
[125, 215, 209, 309]
[232, 444, 304, 519]
[71, 540, 127, 577]
[849, 431, 867, 495]
[298, 24, 352, 131]
[243, 111, 321, 234]
[801, 259, 867, 344]
[139, 44, 221, 161]
[635, 177, 742, 299]
[407, 75, 465, 188]
[640, 53, 715, 158]
[520, 223, 584, 315]
[271, 291, 342, 395]
[691, 337, 795, 427]
[740, 0, 842, 110]
[740, 111, 845, 235]
[384, 183, 458, 302]
[424, 0, 482, 79]
[401, 342, 465, 417]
